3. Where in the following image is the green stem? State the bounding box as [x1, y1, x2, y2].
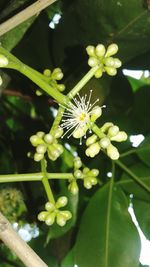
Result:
[50, 106, 65, 135]
[116, 160, 150, 194]
[68, 66, 99, 99]
[91, 123, 106, 138]
[0, 172, 73, 183]
[41, 159, 55, 203]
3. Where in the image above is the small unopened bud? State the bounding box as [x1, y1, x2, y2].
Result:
[73, 126, 87, 139]
[38, 211, 48, 221]
[74, 170, 82, 178]
[56, 213, 66, 227]
[113, 58, 122, 68]
[88, 57, 99, 67]
[53, 68, 63, 80]
[107, 144, 119, 160]
[43, 69, 51, 77]
[45, 212, 56, 226]
[90, 106, 102, 121]
[56, 196, 68, 208]
[74, 157, 82, 169]
[105, 44, 118, 57]
[0, 54, 8, 67]
[105, 67, 117, 76]
[34, 153, 44, 162]
[100, 122, 114, 133]
[86, 134, 97, 146]
[45, 202, 55, 212]
[36, 144, 47, 154]
[86, 45, 95, 57]
[110, 131, 127, 142]
[108, 125, 119, 137]
[54, 127, 63, 138]
[57, 84, 65, 92]
[85, 142, 101, 158]
[99, 137, 110, 149]
[30, 135, 41, 146]
[60, 211, 72, 220]
[94, 68, 103, 78]
[84, 177, 92, 189]
[95, 44, 106, 57]
[104, 57, 115, 67]
[68, 180, 79, 195]
[44, 134, 53, 144]
[36, 131, 45, 138]
[90, 169, 99, 177]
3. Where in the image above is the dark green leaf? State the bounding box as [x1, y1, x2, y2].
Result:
[61, 248, 75, 267]
[75, 182, 140, 267]
[137, 135, 150, 167]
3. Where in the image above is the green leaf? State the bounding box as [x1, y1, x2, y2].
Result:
[133, 199, 150, 240]
[119, 163, 150, 202]
[127, 76, 146, 93]
[137, 135, 150, 167]
[61, 248, 75, 267]
[75, 182, 140, 267]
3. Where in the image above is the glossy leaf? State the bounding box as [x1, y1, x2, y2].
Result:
[137, 135, 150, 167]
[75, 182, 140, 267]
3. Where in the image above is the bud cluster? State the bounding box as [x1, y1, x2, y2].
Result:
[43, 67, 65, 92]
[68, 157, 99, 194]
[86, 123, 127, 160]
[38, 196, 72, 227]
[30, 128, 64, 161]
[86, 43, 122, 78]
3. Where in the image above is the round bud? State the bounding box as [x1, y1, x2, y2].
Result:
[88, 57, 99, 67]
[38, 211, 48, 221]
[74, 170, 82, 179]
[36, 90, 43, 96]
[100, 122, 114, 133]
[45, 212, 56, 226]
[86, 134, 97, 146]
[0, 54, 8, 67]
[73, 126, 87, 139]
[45, 202, 55, 212]
[54, 127, 63, 138]
[56, 196, 68, 208]
[57, 84, 65, 92]
[99, 137, 110, 149]
[68, 180, 79, 195]
[34, 153, 44, 162]
[30, 135, 40, 146]
[84, 177, 92, 189]
[60, 211, 72, 220]
[113, 58, 122, 68]
[90, 176, 98, 185]
[0, 76, 2, 86]
[104, 57, 115, 67]
[110, 131, 127, 142]
[53, 68, 63, 80]
[56, 213, 66, 227]
[108, 125, 119, 137]
[36, 131, 45, 138]
[55, 144, 64, 154]
[94, 68, 103, 78]
[105, 44, 118, 57]
[43, 69, 51, 77]
[44, 134, 53, 144]
[95, 44, 106, 57]
[107, 144, 119, 160]
[90, 169, 99, 177]
[83, 167, 90, 174]
[74, 157, 82, 169]
[36, 144, 47, 154]
[105, 67, 117, 76]
[86, 45, 95, 56]
[90, 106, 102, 122]
[85, 142, 101, 158]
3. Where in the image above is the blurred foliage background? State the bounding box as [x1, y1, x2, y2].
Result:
[0, 0, 150, 266]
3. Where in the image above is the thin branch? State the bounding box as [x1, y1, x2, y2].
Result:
[0, 0, 57, 37]
[0, 212, 48, 267]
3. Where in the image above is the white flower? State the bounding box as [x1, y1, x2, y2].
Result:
[60, 90, 105, 143]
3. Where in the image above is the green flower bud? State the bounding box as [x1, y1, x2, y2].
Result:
[54, 127, 63, 138]
[110, 131, 127, 142]
[43, 69, 51, 77]
[83, 167, 90, 174]
[90, 176, 98, 185]
[36, 131, 45, 138]
[0, 54, 9, 67]
[57, 84, 65, 92]
[74, 169, 82, 178]
[34, 153, 44, 162]
[86, 134, 97, 146]
[73, 126, 87, 139]
[104, 57, 115, 67]
[45, 202, 55, 212]
[90, 169, 99, 177]
[86, 45, 95, 56]
[54, 144, 64, 154]
[95, 44, 106, 57]
[113, 58, 122, 68]
[107, 144, 119, 160]
[60, 210, 72, 220]
[105, 44, 118, 57]
[108, 125, 119, 137]
[88, 57, 99, 67]
[85, 142, 101, 158]
[90, 106, 102, 121]
[100, 122, 114, 133]
[56, 196, 68, 208]
[53, 68, 63, 80]
[45, 212, 56, 226]
[36, 90, 43, 96]
[99, 137, 110, 149]
[74, 157, 82, 169]
[44, 134, 53, 144]
[36, 144, 47, 154]
[30, 135, 41, 146]
[38, 211, 48, 221]
[0, 76, 2, 86]
[84, 177, 92, 189]
[94, 68, 103, 78]
[105, 67, 117, 76]
[56, 213, 66, 227]
[68, 180, 79, 195]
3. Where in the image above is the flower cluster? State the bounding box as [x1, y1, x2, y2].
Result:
[61, 90, 104, 143]
[43, 67, 65, 92]
[68, 157, 99, 194]
[86, 43, 122, 78]
[30, 128, 64, 161]
[86, 122, 127, 159]
[38, 196, 72, 226]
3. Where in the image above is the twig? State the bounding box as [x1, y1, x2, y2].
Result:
[0, 212, 48, 267]
[0, 0, 57, 37]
